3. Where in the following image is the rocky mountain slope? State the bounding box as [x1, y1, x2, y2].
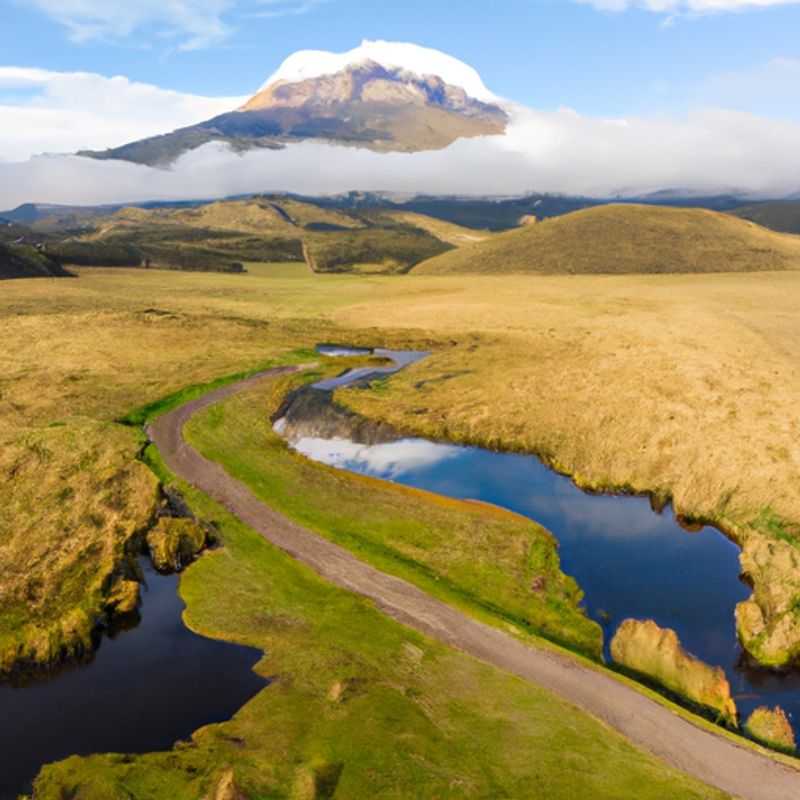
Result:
[79, 50, 509, 167]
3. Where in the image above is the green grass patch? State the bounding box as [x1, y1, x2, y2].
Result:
[185, 369, 602, 660]
[30, 451, 730, 800]
[118, 347, 317, 427]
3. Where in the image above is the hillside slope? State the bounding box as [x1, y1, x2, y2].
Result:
[733, 202, 800, 235]
[54, 196, 454, 274]
[0, 244, 70, 280]
[415, 204, 800, 275]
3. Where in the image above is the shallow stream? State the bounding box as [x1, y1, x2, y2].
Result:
[280, 345, 800, 737]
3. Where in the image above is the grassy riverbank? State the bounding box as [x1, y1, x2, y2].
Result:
[30, 448, 728, 800]
[184, 368, 602, 658]
[2, 263, 798, 794]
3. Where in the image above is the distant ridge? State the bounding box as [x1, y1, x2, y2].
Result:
[414, 204, 800, 275]
[732, 201, 800, 235]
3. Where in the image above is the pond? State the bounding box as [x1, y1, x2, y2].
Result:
[0, 559, 267, 800]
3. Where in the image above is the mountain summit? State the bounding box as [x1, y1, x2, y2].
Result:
[80, 41, 509, 167]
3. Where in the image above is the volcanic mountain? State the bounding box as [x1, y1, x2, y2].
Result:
[80, 43, 509, 168]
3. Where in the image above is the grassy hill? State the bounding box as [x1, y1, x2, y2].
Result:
[55, 196, 454, 274]
[0, 243, 70, 279]
[732, 201, 800, 235]
[415, 204, 800, 275]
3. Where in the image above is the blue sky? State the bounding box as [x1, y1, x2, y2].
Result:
[2, 0, 800, 205]
[2, 0, 799, 117]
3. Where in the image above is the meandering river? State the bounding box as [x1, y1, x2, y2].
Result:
[279, 345, 800, 737]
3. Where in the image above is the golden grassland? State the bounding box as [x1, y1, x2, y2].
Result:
[0, 265, 733, 797]
[332, 270, 800, 665]
[414, 204, 800, 274]
[2, 260, 800, 793]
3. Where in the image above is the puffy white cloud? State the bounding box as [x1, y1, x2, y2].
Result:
[577, 0, 800, 11]
[25, 0, 325, 50]
[1, 49, 800, 208]
[2, 101, 799, 209]
[0, 67, 246, 161]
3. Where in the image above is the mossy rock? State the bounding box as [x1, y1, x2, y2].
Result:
[745, 705, 796, 753]
[147, 518, 207, 573]
[611, 618, 737, 725]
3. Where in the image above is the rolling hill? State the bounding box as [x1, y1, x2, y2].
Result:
[732, 202, 800, 235]
[414, 204, 800, 275]
[50, 196, 455, 274]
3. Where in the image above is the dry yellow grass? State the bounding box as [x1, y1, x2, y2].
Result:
[91, 198, 362, 240]
[332, 271, 800, 665]
[4, 264, 800, 672]
[384, 211, 494, 245]
[415, 204, 800, 274]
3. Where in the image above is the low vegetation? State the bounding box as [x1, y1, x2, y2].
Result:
[304, 224, 451, 273]
[610, 619, 737, 726]
[0, 242, 70, 280]
[332, 271, 800, 668]
[35, 197, 458, 276]
[745, 706, 796, 753]
[3, 251, 800, 792]
[29, 469, 726, 800]
[184, 370, 602, 657]
[414, 204, 800, 274]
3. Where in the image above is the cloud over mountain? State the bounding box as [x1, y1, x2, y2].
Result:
[1, 41, 799, 207]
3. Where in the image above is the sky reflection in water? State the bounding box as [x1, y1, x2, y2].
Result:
[292, 432, 800, 731]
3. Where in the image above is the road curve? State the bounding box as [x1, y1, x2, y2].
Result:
[148, 367, 800, 800]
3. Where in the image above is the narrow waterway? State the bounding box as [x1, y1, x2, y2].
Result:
[0, 559, 267, 800]
[280, 345, 800, 736]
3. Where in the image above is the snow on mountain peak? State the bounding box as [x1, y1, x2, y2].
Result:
[259, 40, 498, 103]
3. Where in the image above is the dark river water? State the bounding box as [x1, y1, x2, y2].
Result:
[285, 346, 800, 737]
[0, 560, 266, 800]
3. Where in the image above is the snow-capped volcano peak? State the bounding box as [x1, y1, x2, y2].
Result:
[259, 39, 498, 103]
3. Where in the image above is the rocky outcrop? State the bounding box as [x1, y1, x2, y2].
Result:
[611, 619, 737, 725]
[745, 706, 796, 752]
[146, 517, 207, 573]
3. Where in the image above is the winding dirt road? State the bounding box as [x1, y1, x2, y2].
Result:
[148, 368, 800, 800]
